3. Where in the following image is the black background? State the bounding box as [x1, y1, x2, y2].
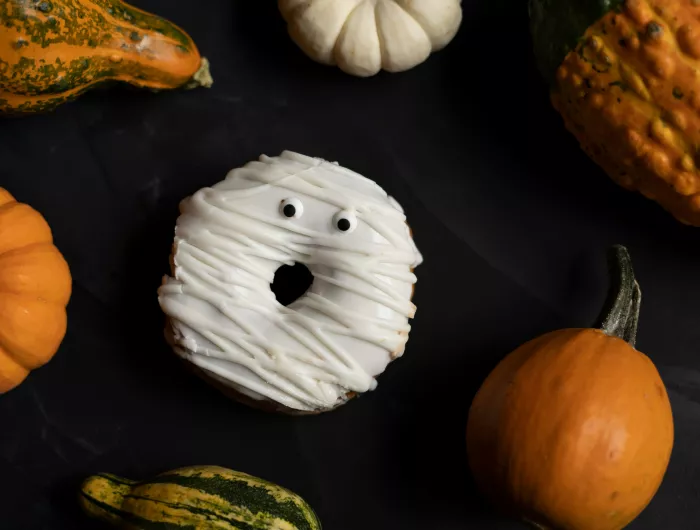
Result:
[2, 1, 700, 529]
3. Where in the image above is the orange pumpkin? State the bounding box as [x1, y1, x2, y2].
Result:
[0, 189, 72, 393]
[466, 246, 674, 530]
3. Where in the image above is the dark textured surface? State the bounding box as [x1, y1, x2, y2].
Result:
[1, 1, 699, 529]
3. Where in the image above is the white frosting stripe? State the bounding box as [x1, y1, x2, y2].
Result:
[159, 151, 422, 412]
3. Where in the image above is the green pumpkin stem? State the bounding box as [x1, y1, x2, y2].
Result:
[596, 245, 641, 347]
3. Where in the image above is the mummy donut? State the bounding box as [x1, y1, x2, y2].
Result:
[158, 151, 422, 414]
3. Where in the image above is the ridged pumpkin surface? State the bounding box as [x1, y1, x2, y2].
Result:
[0, 0, 209, 114]
[80, 465, 322, 530]
[539, 0, 700, 225]
[467, 328, 674, 530]
[0, 189, 71, 393]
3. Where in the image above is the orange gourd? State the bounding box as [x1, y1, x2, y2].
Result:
[531, 0, 700, 225]
[0, 0, 212, 114]
[466, 246, 674, 530]
[0, 189, 71, 393]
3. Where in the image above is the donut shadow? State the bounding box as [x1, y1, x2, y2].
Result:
[115, 200, 203, 396]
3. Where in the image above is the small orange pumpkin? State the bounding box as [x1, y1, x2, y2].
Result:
[0, 189, 72, 393]
[466, 246, 674, 530]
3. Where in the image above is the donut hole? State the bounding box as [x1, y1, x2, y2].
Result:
[272, 262, 314, 306]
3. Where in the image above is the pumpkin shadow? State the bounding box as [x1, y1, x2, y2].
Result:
[229, 1, 288, 53]
[383, 340, 530, 528]
[229, 1, 352, 86]
[436, 1, 530, 178]
[437, 2, 583, 203]
[47, 475, 112, 530]
[436, 1, 634, 219]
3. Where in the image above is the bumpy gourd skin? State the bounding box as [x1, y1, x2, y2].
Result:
[552, 0, 700, 225]
[0, 0, 207, 114]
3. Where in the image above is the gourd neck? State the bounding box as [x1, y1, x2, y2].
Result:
[79, 473, 136, 525]
[595, 245, 641, 348]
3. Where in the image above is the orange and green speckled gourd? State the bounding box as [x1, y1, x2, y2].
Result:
[0, 0, 212, 114]
[531, 0, 700, 225]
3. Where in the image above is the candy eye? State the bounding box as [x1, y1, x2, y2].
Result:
[280, 198, 303, 219]
[333, 211, 357, 233]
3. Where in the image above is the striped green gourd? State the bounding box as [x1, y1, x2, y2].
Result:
[79, 465, 322, 529]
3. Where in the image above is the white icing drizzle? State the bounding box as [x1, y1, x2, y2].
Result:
[158, 151, 422, 411]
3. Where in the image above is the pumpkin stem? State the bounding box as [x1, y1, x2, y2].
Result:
[596, 245, 641, 347]
[184, 57, 213, 90]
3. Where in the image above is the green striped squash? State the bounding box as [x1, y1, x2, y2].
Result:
[79, 465, 322, 529]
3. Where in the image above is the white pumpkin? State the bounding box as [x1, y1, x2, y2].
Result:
[279, 0, 463, 77]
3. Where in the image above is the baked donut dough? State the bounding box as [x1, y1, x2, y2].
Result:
[158, 151, 422, 413]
